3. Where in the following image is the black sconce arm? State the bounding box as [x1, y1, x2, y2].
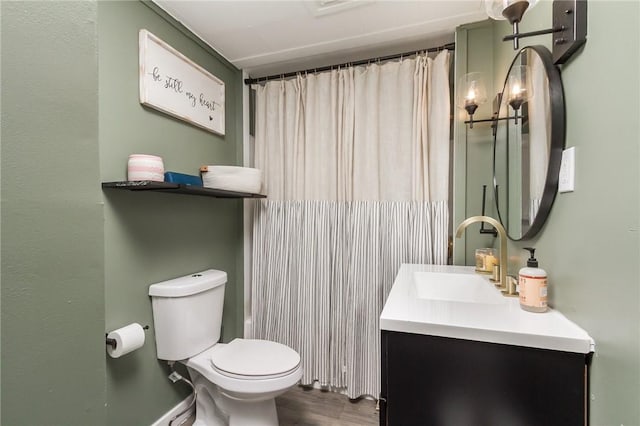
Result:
[503, 26, 563, 42]
[501, 0, 587, 65]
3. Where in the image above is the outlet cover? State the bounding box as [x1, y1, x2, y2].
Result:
[558, 147, 575, 193]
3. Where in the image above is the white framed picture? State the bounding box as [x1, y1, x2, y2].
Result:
[139, 29, 225, 135]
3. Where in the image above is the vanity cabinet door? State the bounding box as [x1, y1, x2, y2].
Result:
[380, 330, 589, 426]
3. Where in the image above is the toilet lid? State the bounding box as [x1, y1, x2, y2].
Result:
[210, 339, 300, 378]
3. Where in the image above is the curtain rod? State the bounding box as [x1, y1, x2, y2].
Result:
[244, 42, 455, 85]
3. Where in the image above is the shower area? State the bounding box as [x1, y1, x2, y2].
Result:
[244, 48, 453, 400]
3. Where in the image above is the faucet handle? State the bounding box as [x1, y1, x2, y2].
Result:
[501, 276, 519, 297]
[490, 264, 501, 284]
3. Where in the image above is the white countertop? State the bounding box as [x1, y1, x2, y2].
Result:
[380, 264, 594, 354]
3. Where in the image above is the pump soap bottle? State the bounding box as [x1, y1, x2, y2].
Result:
[519, 247, 548, 313]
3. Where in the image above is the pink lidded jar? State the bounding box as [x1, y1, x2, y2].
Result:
[127, 154, 164, 182]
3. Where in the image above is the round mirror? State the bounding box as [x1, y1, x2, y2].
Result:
[493, 45, 565, 240]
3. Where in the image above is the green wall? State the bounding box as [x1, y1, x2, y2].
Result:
[1, 2, 106, 425]
[455, 2, 640, 423]
[99, 2, 244, 425]
[1, 1, 244, 425]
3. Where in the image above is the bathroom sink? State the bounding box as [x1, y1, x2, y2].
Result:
[381, 265, 594, 354]
[414, 271, 504, 304]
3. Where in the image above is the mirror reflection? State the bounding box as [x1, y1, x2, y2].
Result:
[493, 45, 564, 240]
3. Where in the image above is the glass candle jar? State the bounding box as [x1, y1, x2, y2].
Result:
[475, 248, 498, 274]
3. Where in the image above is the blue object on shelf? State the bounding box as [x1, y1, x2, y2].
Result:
[164, 171, 203, 186]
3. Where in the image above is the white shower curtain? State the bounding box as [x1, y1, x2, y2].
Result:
[529, 52, 550, 221]
[251, 51, 450, 399]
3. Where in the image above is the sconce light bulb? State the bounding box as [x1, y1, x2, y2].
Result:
[512, 83, 522, 96]
[466, 88, 476, 102]
[507, 68, 530, 107]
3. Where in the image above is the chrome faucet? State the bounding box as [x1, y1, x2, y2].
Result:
[455, 215, 518, 297]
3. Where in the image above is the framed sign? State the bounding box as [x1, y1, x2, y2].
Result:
[139, 29, 225, 135]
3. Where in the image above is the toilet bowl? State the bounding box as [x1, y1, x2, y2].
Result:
[149, 270, 302, 426]
[185, 339, 302, 425]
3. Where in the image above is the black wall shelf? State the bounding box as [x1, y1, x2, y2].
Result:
[102, 181, 266, 199]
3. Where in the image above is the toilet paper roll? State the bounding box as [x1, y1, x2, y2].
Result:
[106, 323, 145, 358]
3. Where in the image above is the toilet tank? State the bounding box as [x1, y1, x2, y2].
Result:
[149, 269, 227, 361]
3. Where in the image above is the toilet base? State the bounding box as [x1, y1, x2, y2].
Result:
[188, 367, 280, 426]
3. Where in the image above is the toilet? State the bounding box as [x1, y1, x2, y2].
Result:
[149, 269, 302, 426]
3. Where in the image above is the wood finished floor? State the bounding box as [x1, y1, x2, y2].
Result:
[276, 385, 379, 426]
[183, 385, 379, 425]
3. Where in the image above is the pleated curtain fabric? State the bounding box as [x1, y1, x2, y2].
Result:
[251, 51, 450, 399]
[529, 52, 550, 222]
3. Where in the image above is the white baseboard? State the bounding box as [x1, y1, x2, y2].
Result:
[150, 395, 195, 426]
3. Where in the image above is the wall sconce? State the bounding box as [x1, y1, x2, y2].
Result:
[504, 65, 533, 124]
[457, 72, 487, 129]
[459, 75, 511, 132]
[485, 0, 538, 50]
[484, 0, 587, 64]
[461, 88, 519, 134]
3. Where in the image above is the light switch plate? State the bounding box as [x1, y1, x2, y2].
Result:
[558, 147, 575, 193]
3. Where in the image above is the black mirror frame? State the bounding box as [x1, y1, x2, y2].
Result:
[493, 45, 566, 241]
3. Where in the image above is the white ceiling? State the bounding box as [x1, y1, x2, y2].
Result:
[153, 0, 489, 78]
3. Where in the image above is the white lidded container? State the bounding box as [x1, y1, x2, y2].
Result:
[149, 269, 227, 361]
[200, 165, 262, 193]
[128, 154, 165, 182]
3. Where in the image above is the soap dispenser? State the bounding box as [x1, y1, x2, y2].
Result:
[519, 247, 548, 313]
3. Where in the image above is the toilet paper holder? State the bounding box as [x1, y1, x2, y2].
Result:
[105, 325, 149, 349]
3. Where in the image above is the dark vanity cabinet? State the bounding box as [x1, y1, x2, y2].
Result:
[380, 330, 591, 426]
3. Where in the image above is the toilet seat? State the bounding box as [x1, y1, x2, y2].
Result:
[210, 339, 300, 379]
[185, 339, 303, 396]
